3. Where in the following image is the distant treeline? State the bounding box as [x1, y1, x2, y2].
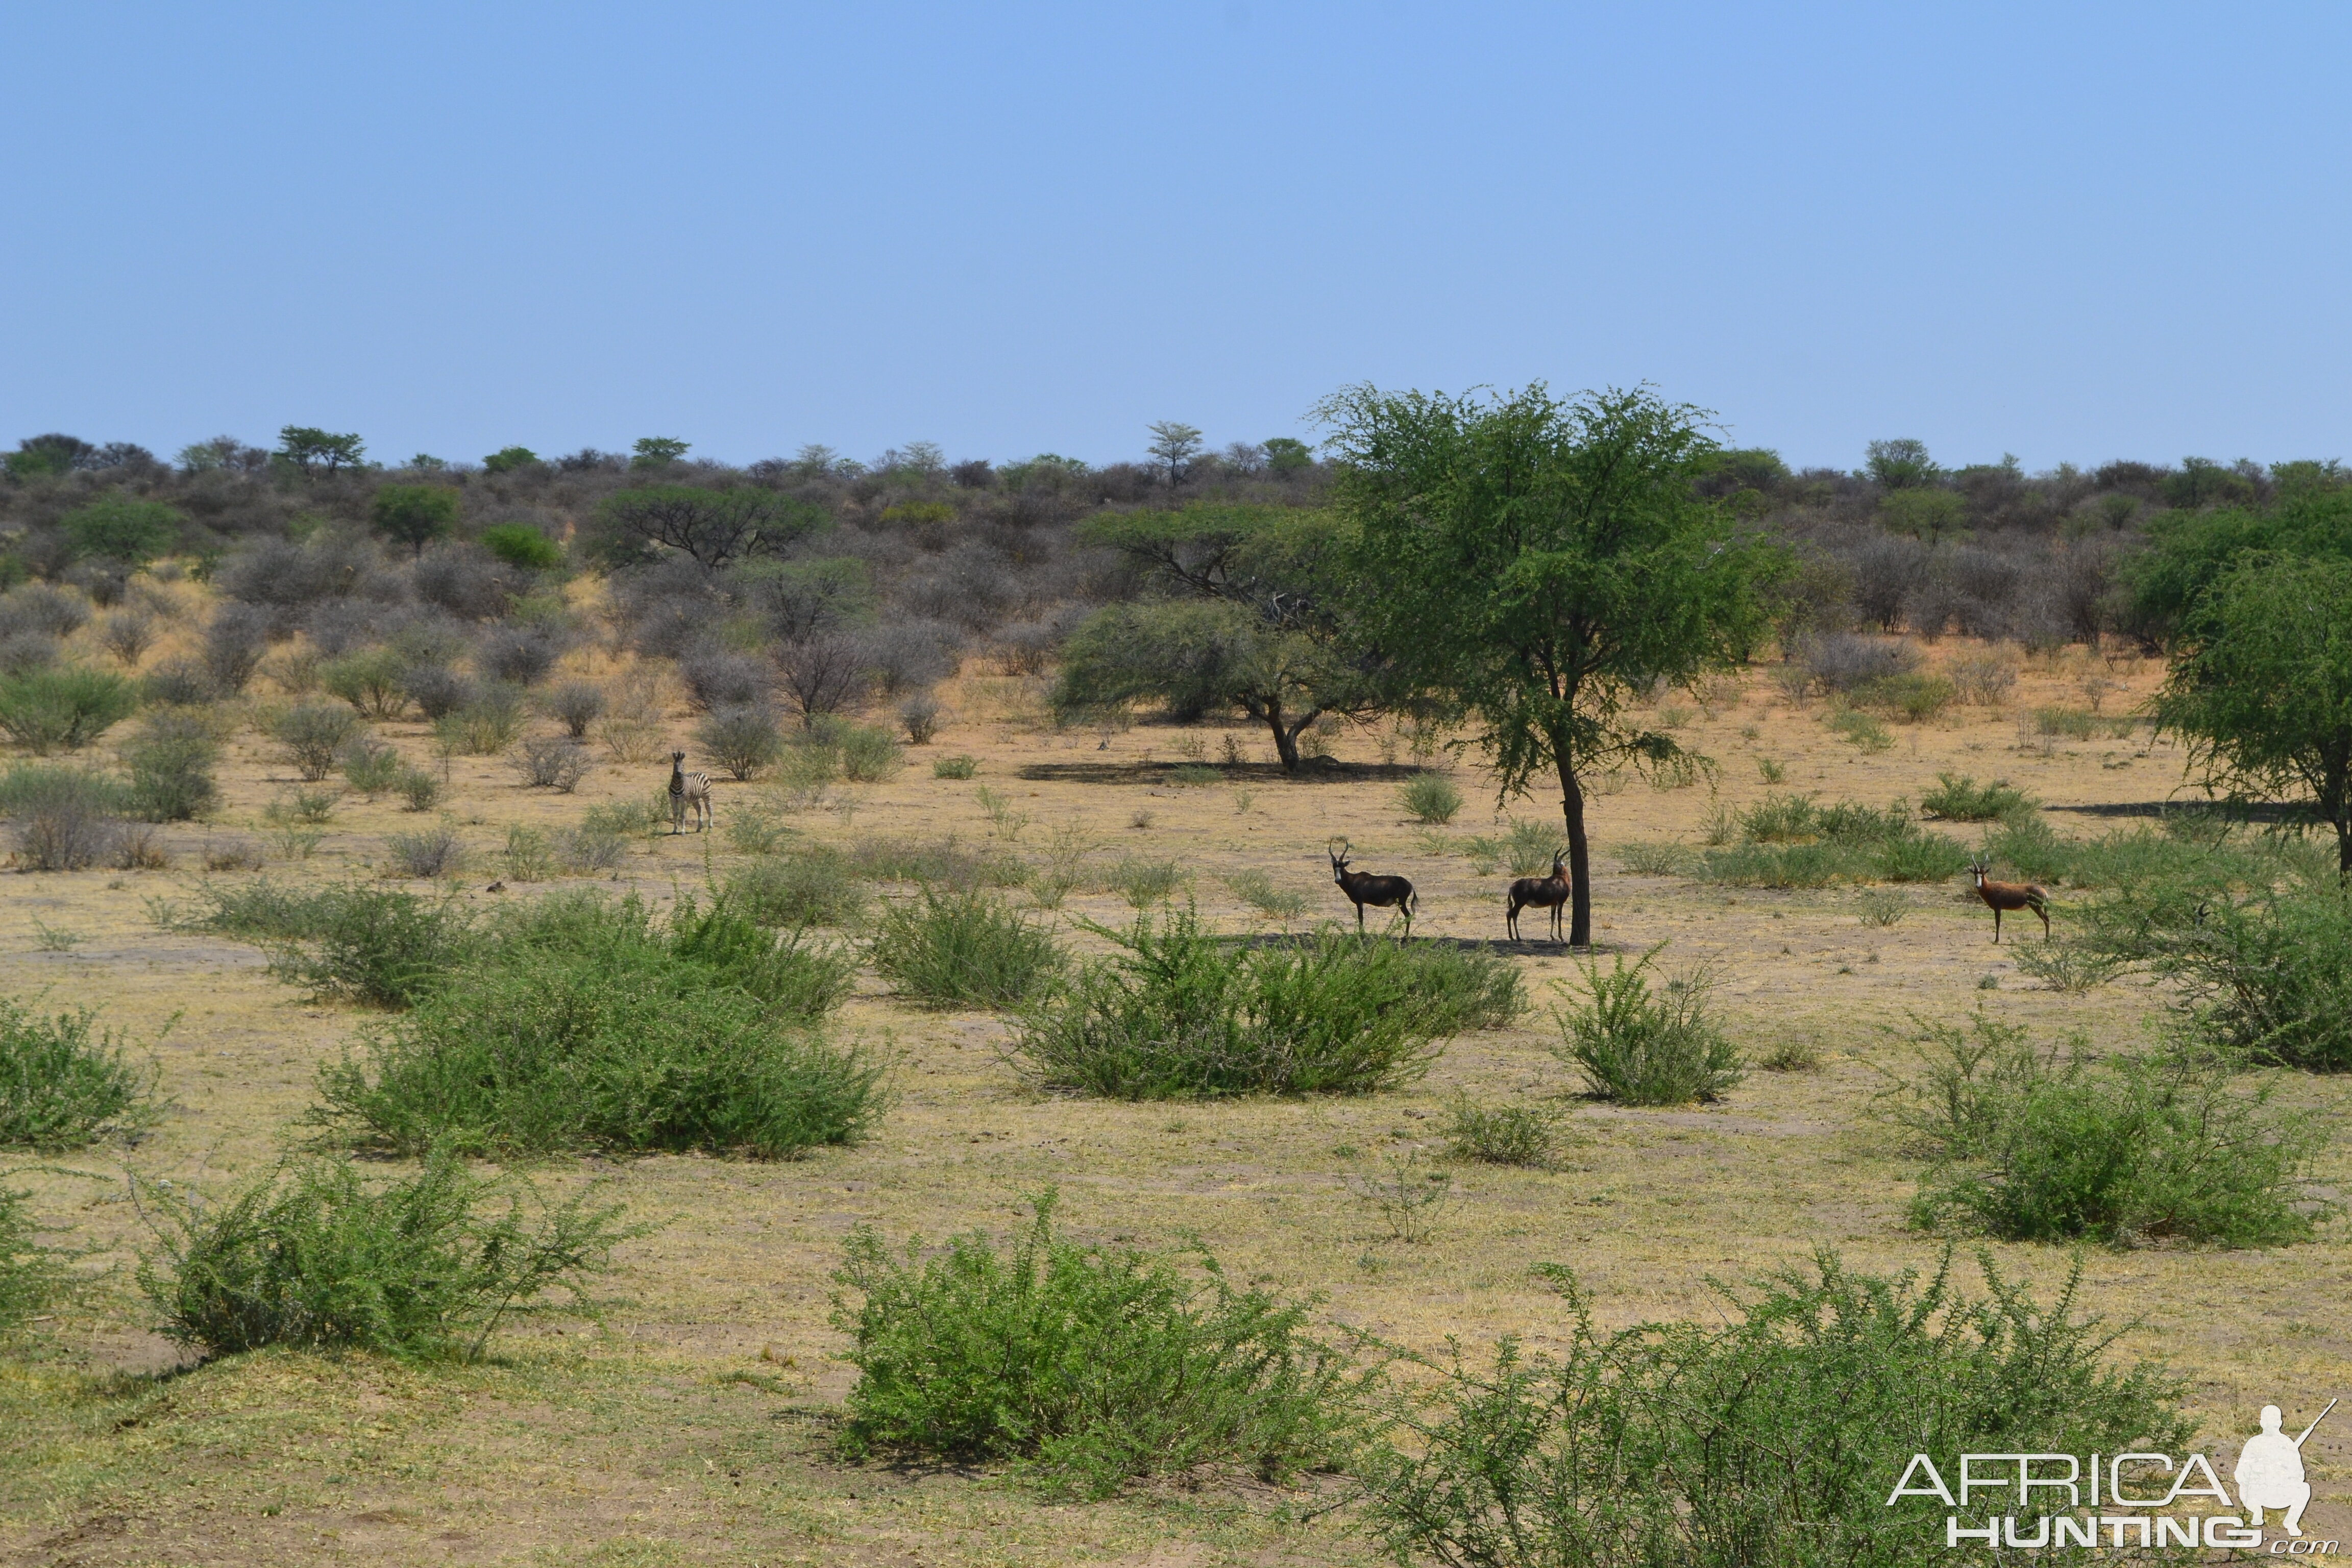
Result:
[1, 421, 2345, 738]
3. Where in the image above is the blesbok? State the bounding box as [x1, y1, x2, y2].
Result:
[1506, 851, 1571, 943]
[669, 751, 713, 835]
[1330, 842, 1416, 936]
[1967, 857, 2049, 942]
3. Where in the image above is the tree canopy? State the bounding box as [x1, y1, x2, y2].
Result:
[275, 426, 366, 476]
[62, 496, 179, 563]
[1321, 383, 1787, 945]
[370, 484, 459, 557]
[593, 485, 828, 568]
[2119, 488, 2352, 648]
[2157, 553, 2352, 878]
[1057, 505, 1381, 769]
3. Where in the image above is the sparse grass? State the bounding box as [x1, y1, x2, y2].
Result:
[1886, 1014, 2329, 1247]
[1348, 1149, 1455, 1242]
[138, 1148, 645, 1361]
[0, 996, 156, 1149]
[1824, 706, 1893, 752]
[1443, 1095, 1567, 1169]
[870, 885, 1064, 1009]
[1355, 1252, 2193, 1568]
[1109, 855, 1186, 908]
[1398, 773, 1463, 824]
[1169, 763, 1223, 787]
[832, 1193, 1356, 1498]
[1224, 868, 1310, 920]
[932, 754, 977, 779]
[1755, 1036, 1821, 1072]
[1855, 889, 1908, 927]
[1554, 947, 1742, 1106]
[314, 891, 874, 1159]
[852, 835, 1027, 890]
[1014, 908, 1514, 1099]
[1616, 841, 1696, 877]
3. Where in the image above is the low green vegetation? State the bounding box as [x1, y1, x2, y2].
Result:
[139, 1149, 643, 1361]
[1885, 1014, 2329, 1247]
[1223, 868, 1310, 920]
[1553, 947, 1741, 1105]
[178, 881, 477, 1008]
[1014, 907, 1520, 1099]
[0, 665, 140, 754]
[1825, 706, 1893, 751]
[833, 1194, 1357, 1497]
[1355, 1253, 2191, 1568]
[726, 847, 869, 928]
[0, 996, 156, 1149]
[932, 754, 977, 779]
[1850, 670, 1955, 722]
[313, 891, 873, 1159]
[1918, 771, 2035, 823]
[1442, 1096, 1567, 1170]
[1462, 819, 1567, 876]
[869, 886, 1064, 1009]
[1398, 773, 1463, 824]
[1699, 793, 1969, 887]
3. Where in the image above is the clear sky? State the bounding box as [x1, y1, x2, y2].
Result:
[5, 3, 2347, 474]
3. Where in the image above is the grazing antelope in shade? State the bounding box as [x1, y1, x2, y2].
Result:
[669, 751, 713, 835]
[1506, 851, 1571, 943]
[1330, 842, 1416, 936]
[1968, 857, 2049, 942]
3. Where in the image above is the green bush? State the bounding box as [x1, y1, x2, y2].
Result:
[696, 703, 782, 780]
[395, 768, 440, 811]
[1109, 854, 1186, 908]
[1852, 671, 1955, 721]
[478, 523, 563, 570]
[727, 848, 869, 928]
[0, 764, 128, 871]
[120, 708, 221, 821]
[321, 648, 410, 719]
[1168, 763, 1223, 787]
[138, 1149, 642, 1361]
[62, 496, 180, 564]
[853, 835, 1027, 890]
[839, 723, 905, 783]
[1696, 841, 1847, 889]
[339, 734, 403, 795]
[0, 1184, 68, 1335]
[834, 1193, 1356, 1497]
[1014, 908, 1514, 1099]
[0, 997, 155, 1148]
[1701, 792, 1967, 888]
[1554, 947, 1741, 1105]
[1919, 772, 2034, 823]
[2126, 884, 2352, 1072]
[2032, 704, 2099, 739]
[265, 701, 363, 782]
[870, 885, 1064, 1008]
[1355, 1253, 2192, 1568]
[1888, 1014, 2329, 1246]
[1443, 1096, 1566, 1169]
[1398, 773, 1463, 824]
[933, 754, 977, 779]
[434, 686, 525, 755]
[314, 892, 875, 1159]
[0, 666, 140, 754]
[1615, 841, 1696, 877]
[385, 823, 465, 879]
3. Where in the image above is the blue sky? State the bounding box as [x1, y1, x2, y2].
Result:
[5, 3, 2347, 473]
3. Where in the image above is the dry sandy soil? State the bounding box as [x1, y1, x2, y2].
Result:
[3, 634, 2347, 1565]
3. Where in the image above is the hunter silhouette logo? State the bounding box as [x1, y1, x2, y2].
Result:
[2240, 1400, 2335, 1537]
[1885, 1397, 2338, 1551]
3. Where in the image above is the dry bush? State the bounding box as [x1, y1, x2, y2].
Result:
[1945, 646, 2019, 705]
[512, 735, 592, 792]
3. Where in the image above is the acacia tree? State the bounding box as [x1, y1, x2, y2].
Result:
[594, 486, 826, 568]
[371, 484, 458, 556]
[1054, 506, 1383, 770]
[1322, 383, 1786, 946]
[2157, 554, 2352, 878]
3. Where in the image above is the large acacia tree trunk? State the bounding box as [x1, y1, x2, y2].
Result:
[1556, 750, 1592, 947]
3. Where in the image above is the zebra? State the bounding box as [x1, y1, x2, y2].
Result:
[669, 751, 713, 834]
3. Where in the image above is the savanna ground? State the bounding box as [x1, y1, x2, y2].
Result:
[4, 632, 2347, 1567]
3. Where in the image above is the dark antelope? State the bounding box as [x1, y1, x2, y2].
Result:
[1968, 858, 2048, 942]
[669, 751, 713, 835]
[1506, 851, 1571, 943]
[1330, 842, 1416, 935]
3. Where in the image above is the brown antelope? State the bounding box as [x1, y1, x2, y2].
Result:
[1330, 842, 1416, 936]
[1967, 857, 2049, 942]
[1505, 851, 1571, 943]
